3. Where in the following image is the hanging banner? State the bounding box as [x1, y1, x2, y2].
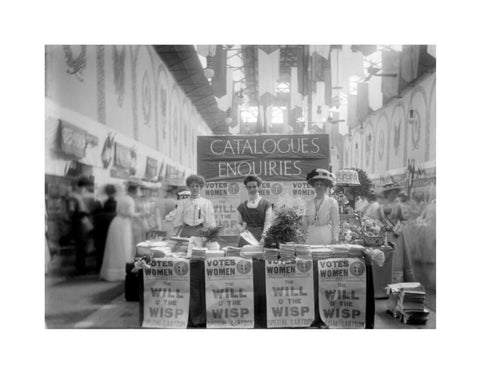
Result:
[205, 257, 255, 328]
[204, 181, 243, 236]
[59, 120, 87, 158]
[145, 156, 158, 180]
[197, 135, 330, 182]
[265, 259, 315, 328]
[114, 142, 131, 169]
[142, 259, 190, 328]
[317, 258, 367, 329]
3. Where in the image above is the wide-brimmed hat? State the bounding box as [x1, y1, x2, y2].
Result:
[306, 168, 336, 187]
[378, 182, 402, 196]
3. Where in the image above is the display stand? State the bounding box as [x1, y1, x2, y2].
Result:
[137, 255, 375, 329]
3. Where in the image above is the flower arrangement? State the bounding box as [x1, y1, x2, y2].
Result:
[263, 202, 307, 249]
[200, 226, 223, 243]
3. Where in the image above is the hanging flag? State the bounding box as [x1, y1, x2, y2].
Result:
[330, 46, 344, 90]
[258, 46, 280, 100]
[356, 82, 370, 122]
[417, 45, 436, 76]
[399, 45, 420, 90]
[312, 52, 323, 82]
[197, 45, 216, 57]
[217, 64, 233, 111]
[290, 67, 303, 110]
[368, 75, 382, 111]
[351, 45, 377, 56]
[381, 50, 400, 102]
[319, 55, 332, 107]
[311, 45, 331, 60]
[342, 47, 365, 89]
[212, 45, 227, 98]
[347, 94, 357, 128]
[296, 46, 309, 96]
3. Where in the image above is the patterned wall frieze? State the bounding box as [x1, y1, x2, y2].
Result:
[96, 45, 106, 124]
[63, 45, 87, 81]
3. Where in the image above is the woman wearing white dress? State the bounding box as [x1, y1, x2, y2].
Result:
[100, 183, 140, 281]
[304, 169, 340, 245]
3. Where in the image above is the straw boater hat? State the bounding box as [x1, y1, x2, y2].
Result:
[378, 182, 402, 196]
[306, 168, 336, 188]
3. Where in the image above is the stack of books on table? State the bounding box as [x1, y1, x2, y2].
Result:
[385, 282, 430, 325]
[295, 245, 311, 259]
[278, 243, 296, 261]
[205, 250, 225, 258]
[223, 246, 242, 257]
[190, 248, 207, 260]
[329, 244, 350, 258]
[240, 245, 264, 259]
[264, 248, 279, 261]
[310, 246, 333, 261]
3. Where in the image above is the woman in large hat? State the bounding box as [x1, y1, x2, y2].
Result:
[304, 168, 340, 245]
[377, 182, 404, 232]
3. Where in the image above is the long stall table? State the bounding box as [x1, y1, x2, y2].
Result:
[136, 255, 376, 329]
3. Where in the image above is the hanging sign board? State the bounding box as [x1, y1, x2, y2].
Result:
[317, 258, 367, 329]
[204, 257, 255, 328]
[114, 142, 131, 169]
[142, 258, 190, 328]
[197, 134, 330, 182]
[145, 157, 158, 180]
[59, 120, 87, 158]
[265, 259, 315, 328]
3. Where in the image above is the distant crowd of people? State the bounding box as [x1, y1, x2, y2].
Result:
[47, 171, 435, 286]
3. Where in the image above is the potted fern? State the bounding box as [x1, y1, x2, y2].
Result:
[200, 226, 223, 250]
[263, 198, 307, 249]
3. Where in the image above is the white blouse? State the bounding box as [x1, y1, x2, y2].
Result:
[305, 195, 340, 242]
[173, 196, 216, 228]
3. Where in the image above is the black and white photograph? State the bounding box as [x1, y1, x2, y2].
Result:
[44, 44, 436, 330]
[4, 1, 480, 372]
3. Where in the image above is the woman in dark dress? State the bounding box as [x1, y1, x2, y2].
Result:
[236, 175, 273, 247]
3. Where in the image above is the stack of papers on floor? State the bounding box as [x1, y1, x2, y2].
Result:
[385, 282, 430, 324]
[240, 245, 264, 259]
[310, 246, 333, 260]
[264, 248, 279, 261]
[278, 243, 296, 261]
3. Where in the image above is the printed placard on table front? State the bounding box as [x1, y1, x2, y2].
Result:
[204, 257, 255, 328]
[265, 259, 315, 328]
[317, 257, 367, 329]
[142, 258, 190, 328]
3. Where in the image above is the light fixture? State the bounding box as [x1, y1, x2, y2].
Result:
[204, 55, 215, 81]
[204, 67, 215, 80]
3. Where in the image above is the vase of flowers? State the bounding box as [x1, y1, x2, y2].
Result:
[201, 226, 223, 250]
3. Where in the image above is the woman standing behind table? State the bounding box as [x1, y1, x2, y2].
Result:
[304, 169, 340, 245]
[100, 182, 141, 282]
[236, 175, 273, 247]
[173, 175, 216, 238]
